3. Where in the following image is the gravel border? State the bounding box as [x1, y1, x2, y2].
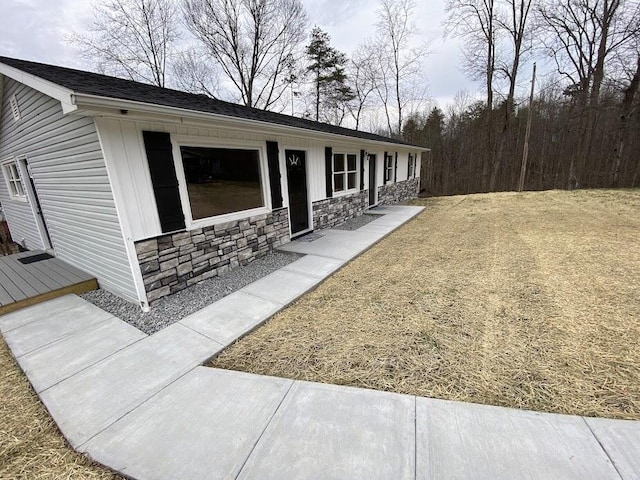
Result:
[81, 251, 301, 335]
[333, 213, 378, 231]
[83, 214, 378, 334]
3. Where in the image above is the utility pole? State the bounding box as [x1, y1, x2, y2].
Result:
[518, 63, 536, 192]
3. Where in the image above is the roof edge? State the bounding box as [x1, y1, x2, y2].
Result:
[0, 61, 77, 111]
[0, 56, 424, 149]
[74, 93, 425, 149]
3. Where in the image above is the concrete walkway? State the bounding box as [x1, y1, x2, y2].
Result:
[1, 205, 639, 480]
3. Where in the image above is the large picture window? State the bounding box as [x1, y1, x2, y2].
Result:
[333, 152, 357, 193]
[2, 160, 26, 201]
[179, 146, 264, 220]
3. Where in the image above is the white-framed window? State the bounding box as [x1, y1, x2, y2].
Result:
[171, 136, 270, 228]
[408, 153, 417, 179]
[333, 152, 358, 193]
[1, 159, 27, 201]
[384, 153, 394, 182]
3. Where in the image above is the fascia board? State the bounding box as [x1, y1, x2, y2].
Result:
[0, 74, 4, 118]
[0, 62, 77, 112]
[73, 93, 423, 150]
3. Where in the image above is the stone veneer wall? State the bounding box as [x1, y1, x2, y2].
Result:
[312, 190, 368, 229]
[135, 208, 290, 303]
[377, 178, 420, 205]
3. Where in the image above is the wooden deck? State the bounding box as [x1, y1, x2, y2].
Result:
[0, 250, 97, 316]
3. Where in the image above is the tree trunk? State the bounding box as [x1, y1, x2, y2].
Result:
[490, 122, 507, 191]
[315, 73, 320, 121]
[482, 1, 495, 192]
[579, 0, 617, 176]
[610, 56, 640, 187]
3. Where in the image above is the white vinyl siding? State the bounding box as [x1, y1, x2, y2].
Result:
[0, 81, 44, 249]
[94, 117, 419, 241]
[96, 118, 328, 240]
[0, 77, 137, 302]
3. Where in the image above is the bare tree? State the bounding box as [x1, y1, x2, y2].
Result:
[375, 0, 428, 135]
[183, 0, 307, 110]
[539, 0, 640, 188]
[173, 48, 220, 98]
[69, 0, 179, 87]
[490, 0, 535, 190]
[421, 1, 640, 196]
[373, 47, 395, 134]
[446, 0, 498, 190]
[347, 45, 380, 130]
[539, 0, 638, 105]
[617, 56, 640, 182]
[496, 0, 534, 115]
[610, 38, 640, 186]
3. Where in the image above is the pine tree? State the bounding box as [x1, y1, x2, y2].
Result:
[424, 107, 445, 147]
[305, 27, 354, 123]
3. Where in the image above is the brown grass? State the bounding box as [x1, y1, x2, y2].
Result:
[210, 189, 640, 419]
[0, 338, 120, 479]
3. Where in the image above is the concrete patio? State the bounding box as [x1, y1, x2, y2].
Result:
[1, 205, 639, 479]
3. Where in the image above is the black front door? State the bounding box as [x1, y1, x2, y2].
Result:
[368, 154, 376, 206]
[285, 149, 309, 235]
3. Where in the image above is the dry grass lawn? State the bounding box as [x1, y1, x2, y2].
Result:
[0, 338, 120, 479]
[210, 189, 640, 420]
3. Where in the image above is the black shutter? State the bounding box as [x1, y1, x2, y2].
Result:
[394, 152, 398, 182]
[360, 149, 365, 190]
[325, 147, 333, 198]
[142, 131, 185, 233]
[266, 141, 282, 209]
[383, 151, 388, 185]
[408, 153, 412, 180]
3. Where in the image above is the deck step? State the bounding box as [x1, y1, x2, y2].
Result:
[0, 250, 97, 316]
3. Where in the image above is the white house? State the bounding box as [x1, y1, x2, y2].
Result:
[0, 57, 423, 309]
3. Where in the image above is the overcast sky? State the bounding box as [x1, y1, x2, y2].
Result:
[0, 0, 479, 109]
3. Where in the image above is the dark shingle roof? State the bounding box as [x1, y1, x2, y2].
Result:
[0, 56, 414, 147]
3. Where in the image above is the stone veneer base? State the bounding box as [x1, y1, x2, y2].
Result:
[134, 208, 290, 303]
[378, 178, 420, 205]
[312, 190, 369, 230]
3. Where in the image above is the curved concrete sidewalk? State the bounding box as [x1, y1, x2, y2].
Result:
[1, 205, 639, 480]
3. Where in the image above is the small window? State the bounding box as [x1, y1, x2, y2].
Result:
[384, 154, 394, 182]
[179, 146, 264, 220]
[408, 153, 418, 179]
[333, 152, 358, 193]
[2, 160, 27, 201]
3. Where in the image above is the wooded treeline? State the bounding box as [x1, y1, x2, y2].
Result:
[407, 75, 640, 195]
[408, 0, 640, 195]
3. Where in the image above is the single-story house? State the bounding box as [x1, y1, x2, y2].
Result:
[0, 56, 423, 310]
